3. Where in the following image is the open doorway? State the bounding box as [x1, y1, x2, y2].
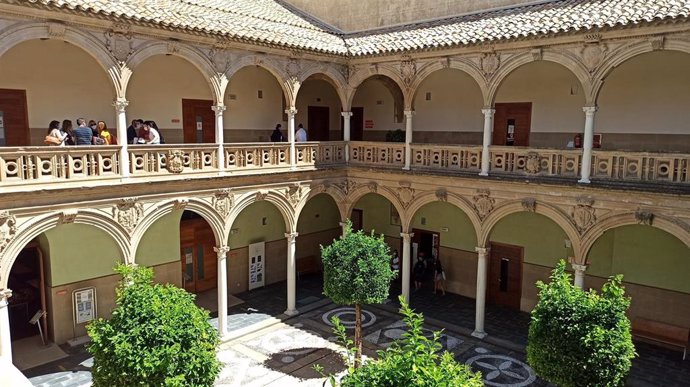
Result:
[8, 245, 47, 342]
[492, 102, 532, 146]
[409, 229, 440, 292]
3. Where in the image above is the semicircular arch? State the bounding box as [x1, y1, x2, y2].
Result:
[224, 190, 296, 242]
[225, 55, 291, 105]
[297, 65, 348, 111]
[410, 60, 488, 107]
[344, 187, 408, 232]
[404, 191, 482, 244]
[346, 66, 407, 110]
[295, 188, 349, 225]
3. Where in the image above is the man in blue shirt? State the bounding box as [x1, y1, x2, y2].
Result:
[73, 118, 93, 145]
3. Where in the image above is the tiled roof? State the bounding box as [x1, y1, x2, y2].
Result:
[24, 0, 690, 57]
[345, 0, 690, 56]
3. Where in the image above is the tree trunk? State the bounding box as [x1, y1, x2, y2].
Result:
[354, 303, 362, 368]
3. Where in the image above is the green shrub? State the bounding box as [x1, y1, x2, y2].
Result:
[319, 295, 483, 387]
[527, 260, 636, 387]
[87, 264, 221, 387]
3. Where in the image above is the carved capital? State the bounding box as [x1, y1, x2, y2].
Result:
[113, 98, 129, 113]
[0, 211, 18, 254]
[285, 232, 298, 241]
[211, 104, 226, 114]
[571, 263, 588, 273]
[475, 246, 490, 256]
[214, 245, 230, 258]
[285, 107, 298, 116]
[400, 232, 414, 241]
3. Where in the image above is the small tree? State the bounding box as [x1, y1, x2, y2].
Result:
[87, 264, 221, 387]
[527, 260, 636, 387]
[321, 221, 396, 367]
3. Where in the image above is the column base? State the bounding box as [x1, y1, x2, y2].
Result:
[471, 330, 487, 339]
[478, 172, 489, 177]
[284, 309, 299, 316]
[402, 166, 411, 171]
[577, 178, 591, 184]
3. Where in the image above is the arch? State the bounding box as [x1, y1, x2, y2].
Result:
[294, 186, 349, 225]
[0, 22, 119, 96]
[345, 187, 408, 232]
[581, 213, 690, 260]
[410, 59, 488, 107]
[404, 191, 482, 244]
[130, 198, 225, 261]
[225, 54, 292, 106]
[127, 41, 217, 100]
[296, 65, 348, 111]
[479, 201, 582, 259]
[224, 190, 296, 242]
[0, 211, 130, 289]
[347, 65, 407, 110]
[590, 38, 690, 104]
[487, 50, 592, 106]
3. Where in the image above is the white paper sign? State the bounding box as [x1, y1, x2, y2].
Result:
[248, 242, 265, 290]
[73, 287, 96, 325]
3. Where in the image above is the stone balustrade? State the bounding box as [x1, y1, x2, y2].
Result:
[1, 142, 689, 188]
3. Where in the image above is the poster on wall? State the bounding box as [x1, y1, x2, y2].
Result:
[248, 242, 266, 290]
[73, 287, 97, 325]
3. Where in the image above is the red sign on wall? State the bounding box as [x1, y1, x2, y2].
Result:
[364, 120, 374, 129]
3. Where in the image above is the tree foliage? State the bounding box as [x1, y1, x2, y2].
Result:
[87, 264, 221, 387]
[527, 260, 636, 387]
[319, 295, 483, 387]
[321, 221, 396, 365]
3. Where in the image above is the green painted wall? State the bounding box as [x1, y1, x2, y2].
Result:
[587, 225, 690, 293]
[136, 210, 183, 267]
[490, 212, 571, 266]
[44, 224, 123, 286]
[228, 201, 286, 248]
[411, 201, 477, 251]
[297, 193, 341, 235]
[354, 193, 402, 238]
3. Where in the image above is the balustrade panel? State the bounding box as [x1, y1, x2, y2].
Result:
[129, 145, 218, 176]
[313, 141, 346, 165]
[590, 151, 690, 183]
[410, 143, 482, 172]
[224, 143, 290, 170]
[490, 147, 581, 178]
[349, 141, 405, 167]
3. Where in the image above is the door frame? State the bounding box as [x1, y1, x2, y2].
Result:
[487, 241, 523, 310]
[492, 102, 532, 147]
[182, 98, 215, 144]
[0, 88, 30, 146]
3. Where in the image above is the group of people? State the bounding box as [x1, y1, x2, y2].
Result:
[413, 251, 446, 295]
[45, 118, 116, 146]
[126, 119, 165, 144]
[270, 123, 308, 142]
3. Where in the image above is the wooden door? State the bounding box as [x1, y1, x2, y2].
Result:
[182, 99, 215, 144]
[492, 103, 532, 146]
[351, 209, 363, 231]
[180, 219, 217, 293]
[351, 107, 364, 141]
[487, 242, 523, 310]
[308, 106, 329, 141]
[0, 89, 30, 146]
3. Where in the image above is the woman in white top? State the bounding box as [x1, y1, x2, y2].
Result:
[46, 120, 67, 146]
[144, 120, 161, 144]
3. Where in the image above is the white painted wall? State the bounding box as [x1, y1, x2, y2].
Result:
[127, 55, 212, 130]
[352, 78, 401, 133]
[224, 66, 285, 131]
[0, 39, 114, 130]
[597, 51, 690, 135]
[413, 68, 483, 132]
[496, 61, 585, 133]
[295, 78, 342, 133]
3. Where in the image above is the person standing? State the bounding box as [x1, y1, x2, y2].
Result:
[413, 254, 426, 291]
[433, 257, 446, 296]
[45, 120, 67, 146]
[390, 249, 401, 293]
[127, 119, 138, 144]
[270, 124, 284, 142]
[97, 121, 115, 145]
[73, 118, 93, 145]
[61, 119, 75, 145]
[143, 120, 161, 144]
[296, 123, 307, 142]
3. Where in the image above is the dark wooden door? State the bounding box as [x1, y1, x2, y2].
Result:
[351, 107, 364, 141]
[0, 89, 30, 146]
[180, 218, 217, 293]
[308, 106, 329, 141]
[182, 99, 215, 144]
[492, 102, 532, 146]
[487, 242, 523, 310]
[351, 209, 363, 231]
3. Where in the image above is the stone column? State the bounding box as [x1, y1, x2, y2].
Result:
[400, 232, 413, 302]
[578, 106, 598, 183]
[286, 108, 297, 169]
[473, 247, 489, 338]
[285, 232, 299, 315]
[572, 263, 588, 289]
[480, 108, 495, 176]
[114, 98, 130, 178]
[214, 246, 230, 337]
[403, 110, 414, 170]
[212, 104, 227, 172]
[339, 221, 348, 235]
[0, 289, 12, 361]
[341, 111, 352, 163]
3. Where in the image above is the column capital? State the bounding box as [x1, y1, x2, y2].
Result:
[285, 107, 298, 116]
[285, 232, 298, 240]
[582, 106, 598, 115]
[113, 98, 129, 112]
[341, 111, 353, 118]
[481, 107, 496, 116]
[403, 110, 415, 118]
[475, 246, 490, 255]
[400, 232, 414, 241]
[212, 104, 227, 113]
[214, 245, 230, 258]
[0, 289, 12, 305]
[571, 263, 588, 272]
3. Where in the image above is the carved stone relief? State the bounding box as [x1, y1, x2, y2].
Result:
[435, 188, 447, 202]
[173, 198, 189, 211]
[113, 198, 143, 234]
[649, 36, 665, 51]
[525, 152, 541, 174]
[400, 55, 417, 87]
[213, 189, 234, 218]
[255, 190, 269, 201]
[531, 48, 543, 61]
[47, 22, 66, 39]
[473, 189, 495, 221]
[571, 197, 596, 233]
[105, 29, 134, 63]
[209, 45, 232, 73]
[284, 184, 303, 207]
[58, 210, 78, 224]
[286, 57, 301, 82]
[166, 41, 180, 55]
[581, 43, 607, 72]
[397, 182, 415, 208]
[166, 150, 185, 174]
[367, 182, 378, 193]
[335, 179, 357, 196]
[521, 198, 536, 212]
[480, 52, 500, 77]
[634, 209, 654, 226]
[0, 211, 17, 254]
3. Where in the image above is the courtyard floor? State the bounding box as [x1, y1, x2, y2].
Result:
[22, 274, 690, 386]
